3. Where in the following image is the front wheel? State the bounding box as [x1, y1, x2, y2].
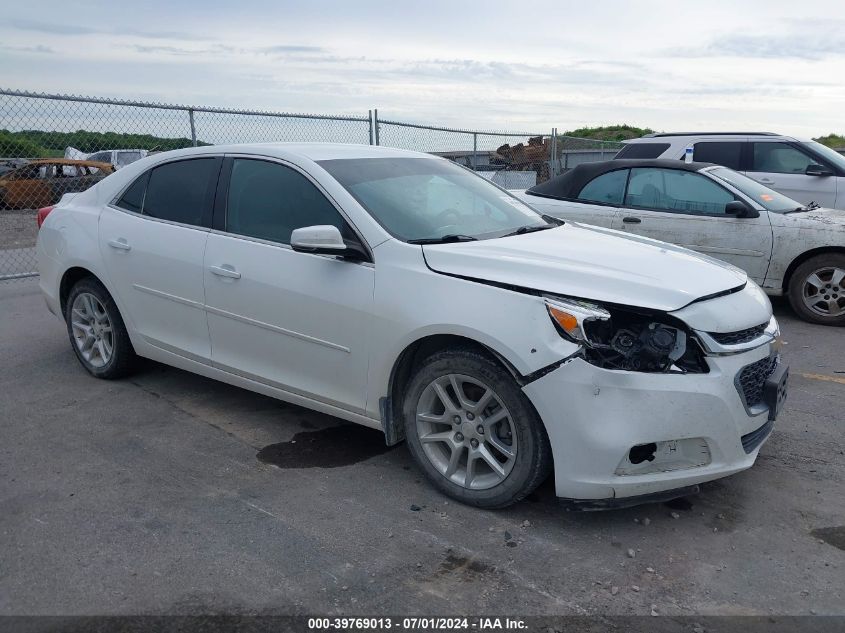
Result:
[403, 348, 552, 508]
[787, 254, 845, 326]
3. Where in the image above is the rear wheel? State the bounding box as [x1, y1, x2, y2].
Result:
[787, 254, 845, 326]
[403, 348, 552, 508]
[65, 277, 137, 378]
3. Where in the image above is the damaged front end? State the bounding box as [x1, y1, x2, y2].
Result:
[544, 296, 708, 374]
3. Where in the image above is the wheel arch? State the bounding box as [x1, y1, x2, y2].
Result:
[381, 333, 527, 447]
[59, 266, 102, 315]
[782, 246, 845, 292]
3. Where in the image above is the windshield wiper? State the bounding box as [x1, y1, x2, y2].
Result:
[501, 224, 556, 238]
[785, 201, 821, 214]
[407, 234, 478, 245]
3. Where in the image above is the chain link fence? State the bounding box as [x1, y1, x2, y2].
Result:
[0, 89, 623, 282]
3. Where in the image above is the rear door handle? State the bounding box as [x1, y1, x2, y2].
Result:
[756, 178, 776, 185]
[107, 238, 131, 251]
[622, 216, 642, 224]
[209, 265, 241, 280]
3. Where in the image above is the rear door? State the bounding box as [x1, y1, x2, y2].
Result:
[203, 156, 374, 413]
[745, 141, 837, 207]
[611, 167, 773, 283]
[99, 157, 221, 361]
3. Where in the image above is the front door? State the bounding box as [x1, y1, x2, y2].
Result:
[203, 157, 374, 413]
[611, 167, 773, 284]
[745, 141, 837, 208]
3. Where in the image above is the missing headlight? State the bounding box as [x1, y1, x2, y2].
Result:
[582, 309, 708, 374]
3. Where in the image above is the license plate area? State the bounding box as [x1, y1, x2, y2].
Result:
[763, 363, 789, 421]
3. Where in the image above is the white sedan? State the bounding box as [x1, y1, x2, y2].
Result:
[514, 158, 845, 326]
[37, 144, 786, 508]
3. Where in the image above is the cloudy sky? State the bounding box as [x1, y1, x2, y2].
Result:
[0, 0, 843, 136]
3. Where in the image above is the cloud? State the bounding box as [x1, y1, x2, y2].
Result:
[0, 44, 55, 54]
[6, 18, 208, 41]
[670, 32, 845, 60]
[258, 45, 326, 54]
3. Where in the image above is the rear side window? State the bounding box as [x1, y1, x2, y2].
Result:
[142, 159, 218, 226]
[115, 172, 149, 213]
[614, 143, 670, 159]
[693, 142, 743, 170]
[225, 158, 350, 245]
[577, 169, 628, 205]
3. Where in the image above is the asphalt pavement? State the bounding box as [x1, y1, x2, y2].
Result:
[1, 279, 843, 616]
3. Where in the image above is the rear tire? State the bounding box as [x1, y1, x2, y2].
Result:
[403, 347, 552, 508]
[787, 254, 845, 326]
[65, 277, 137, 378]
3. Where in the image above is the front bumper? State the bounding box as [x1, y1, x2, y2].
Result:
[523, 340, 781, 501]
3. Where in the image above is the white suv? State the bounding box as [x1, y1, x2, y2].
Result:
[616, 133, 845, 210]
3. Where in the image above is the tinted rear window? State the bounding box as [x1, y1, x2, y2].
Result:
[614, 143, 670, 159]
[693, 142, 743, 170]
[115, 172, 148, 213]
[143, 159, 218, 227]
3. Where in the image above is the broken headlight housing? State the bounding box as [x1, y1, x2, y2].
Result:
[545, 297, 708, 374]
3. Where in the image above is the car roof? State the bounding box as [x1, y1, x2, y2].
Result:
[144, 142, 433, 163]
[626, 132, 812, 144]
[527, 159, 715, 200]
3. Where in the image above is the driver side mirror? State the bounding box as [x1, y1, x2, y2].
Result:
[725, 200, 759, 219]
[290, 225, 368, 261]
[805, 164, 833, 177]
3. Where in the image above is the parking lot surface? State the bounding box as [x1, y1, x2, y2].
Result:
[1, 279, 843, 616]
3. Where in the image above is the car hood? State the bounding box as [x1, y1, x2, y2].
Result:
[794, 207, 845, 228]
[422, 223, 748, 312]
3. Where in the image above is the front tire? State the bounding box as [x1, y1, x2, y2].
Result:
[403, 347, 552, 508]
[65, 277, 137, 378]
[787, 254, 845, 326]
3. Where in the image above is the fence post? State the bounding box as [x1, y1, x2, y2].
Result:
[472, 133, 478, 171]
[368, 110, 374, 145]
[373, 109, 380, 146]
[550, 128, 557, 177]
[188, 108, 197, 147]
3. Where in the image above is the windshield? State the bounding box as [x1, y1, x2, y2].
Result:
[806, 141, 845, 172]
[318, 157, 549, 242]
[708, 166, 802, 212]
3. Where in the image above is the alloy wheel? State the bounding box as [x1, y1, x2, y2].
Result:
[415, 373, 517, 490]
[70, 292, 114, 368]
[802, 267, 845, 318]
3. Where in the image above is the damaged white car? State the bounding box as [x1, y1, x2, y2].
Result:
[37, 144, 788, 508]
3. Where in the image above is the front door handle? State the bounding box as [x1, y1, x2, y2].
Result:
[107, 238, 131, 251]
[756, 178, 776, 185]
[622, 216, 642, 224]
[209, 265, 241, 280]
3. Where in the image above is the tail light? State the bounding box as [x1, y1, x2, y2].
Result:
[36, 205, 55, 228]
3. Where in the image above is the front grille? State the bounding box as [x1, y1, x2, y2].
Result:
[741, 420, 774, 454]
[710, 322, 768, 345]
[737, 355, 779, 408]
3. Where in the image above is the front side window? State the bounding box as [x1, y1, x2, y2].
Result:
[693, 142, 743, 170]
[577, 169, 628, 205]
[626, 168, 735, 215]
[318, 157, 548, 242]
[142, 158, 218, 226]
[751, 142, 815, 174]
[226, 159, 350, 245]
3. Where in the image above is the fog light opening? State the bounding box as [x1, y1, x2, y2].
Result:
[629, 443, 657, 464]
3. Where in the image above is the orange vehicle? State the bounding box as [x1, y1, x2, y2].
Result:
[0, 159, 114, 210]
